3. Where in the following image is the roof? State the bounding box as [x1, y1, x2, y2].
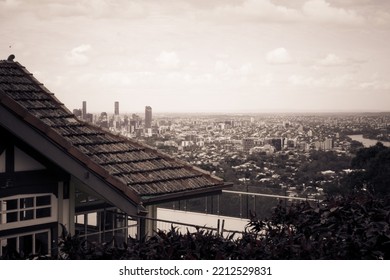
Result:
[0, 57, 230, 209]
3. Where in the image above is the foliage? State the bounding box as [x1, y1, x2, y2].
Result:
[3, 192, 389, 260]
[298, 150, 351, 175]
[56, 226, 235, 260]
[350, 140, 364, 154]
[21, 193, 388, 260]
[246, 192, 390, 259]
[343, 143, 390, 195]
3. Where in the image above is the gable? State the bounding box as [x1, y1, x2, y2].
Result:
[14, 146, 46, 172]
[0, 129, 46, 174]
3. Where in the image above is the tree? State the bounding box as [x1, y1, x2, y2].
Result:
[350, 140, 364, 154]
[247, 192, 390, 260]
[345, 143, 390, 195]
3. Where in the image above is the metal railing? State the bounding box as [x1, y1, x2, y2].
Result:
[76, 191, 319, 242]
[142, 214, 246, 238]
[222, 190, 319, 201]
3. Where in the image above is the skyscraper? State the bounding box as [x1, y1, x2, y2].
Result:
[82, 101, 87, 120]
[145, 106, 152, 129]
[114, 101, 119, 115]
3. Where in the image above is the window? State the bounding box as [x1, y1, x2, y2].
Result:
[36, 195, 51, 206]
[75, 190, 100, 205]
[19, 234, 33, 256]
[20, 197, 34, 221]
[0, 230, 50, 257]
[0, 194, 52, 225]
[35, 231, 49, 255]
[75, 209, 137, 244]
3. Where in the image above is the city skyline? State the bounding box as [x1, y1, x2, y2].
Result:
[1, 0, 390, 113]
[73, 100, 390, 115]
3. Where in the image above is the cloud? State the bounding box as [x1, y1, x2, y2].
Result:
[370, 10, 390, 26]
[258, 73, 275, 86]
[1, 0, 20, 7]
[212, 0, 301, 22]
[214, 61, 254, 81]
[65, 44, 91, 66]
[239, 63, 254, 76]
[215, 60, 234, 75]
[303, 0, 365, 25]
[313, 53, 366, 68]
[156, 51, 180, 69]
[318, 53, 346, 66]
[326, 0, 387, 8]
[0, 0, 148, 19]
[266, 48, 293, 64]
[196, 0, 371, 27]
[359, 80, 390, 90]
[288, 73, 354, 88]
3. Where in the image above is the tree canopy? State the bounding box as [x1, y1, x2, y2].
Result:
[345, 143, 390, 196]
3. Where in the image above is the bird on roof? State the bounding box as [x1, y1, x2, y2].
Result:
[7, 54, 15, 62]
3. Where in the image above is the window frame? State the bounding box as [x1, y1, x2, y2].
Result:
[0, 229, 51, 257]
[0, 194, 55, 230]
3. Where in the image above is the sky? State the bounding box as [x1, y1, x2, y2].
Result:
[1, 0, 390, 113]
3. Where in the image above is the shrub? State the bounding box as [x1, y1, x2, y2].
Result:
[2, 192, 389, 260]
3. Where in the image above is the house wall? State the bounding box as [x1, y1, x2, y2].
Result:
[0, 130, 67, 257]
[0, 127, 140, 257]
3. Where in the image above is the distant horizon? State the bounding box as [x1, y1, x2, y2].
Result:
[85, 108, 390, 116]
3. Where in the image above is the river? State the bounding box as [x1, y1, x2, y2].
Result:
[348, 134, 390, 148]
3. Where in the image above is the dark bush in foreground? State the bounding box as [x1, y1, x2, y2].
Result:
[2, 192, 389, 260]
[53, 192, 390, 260]
[246, 193, 390, 259]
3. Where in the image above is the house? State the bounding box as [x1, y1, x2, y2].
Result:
[0, 56, 231, 257]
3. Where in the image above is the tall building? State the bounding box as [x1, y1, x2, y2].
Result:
[315, 138, 333, 151]
[73, 109, 82, 118]
[115, 101, 119, 115]
[271, 138, 282, 151]
[130, 114, 141, 133]
[324, 138, 333, 151]
[82, 101, 87, 120]
[145, 106, 152, 129]
[98, 112, 108, 128]
[85, 113, 93, 123]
